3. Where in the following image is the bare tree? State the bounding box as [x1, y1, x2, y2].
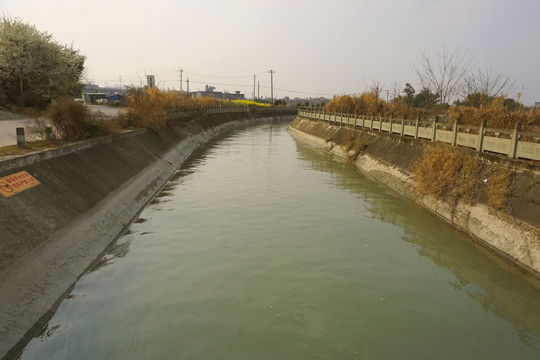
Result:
[367, 79, 383, 99]
[390, 81, 402, 101]
[460, 68, 516, 99]
[414, 45, 473, 104]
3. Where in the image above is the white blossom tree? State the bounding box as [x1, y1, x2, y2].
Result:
[0, 16, 86, 108]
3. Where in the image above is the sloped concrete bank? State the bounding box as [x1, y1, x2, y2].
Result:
[0, 113, 295, 360]
[288, 116, 540, 280]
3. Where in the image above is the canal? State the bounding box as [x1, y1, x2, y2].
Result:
[18, 121, 540, 359]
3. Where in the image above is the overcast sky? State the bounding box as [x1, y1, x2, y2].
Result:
[3, 0, 539, 104]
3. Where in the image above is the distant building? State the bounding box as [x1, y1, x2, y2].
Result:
[535, 102, 540, 108]
[223, 91, 245, 101]
[107, 94, 124, 102]
[193, 85, 245, 101]
[193, 85, 222, 99]
[83, 83, 126, 97]
[83, 92, 107, 104]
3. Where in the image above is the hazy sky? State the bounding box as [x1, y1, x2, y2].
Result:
[3, 0, 539, 104]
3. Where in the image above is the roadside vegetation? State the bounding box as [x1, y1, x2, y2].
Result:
[321, 91, 539, 132]
[121, 87, 220, 130]
[30, 98, 115, 141]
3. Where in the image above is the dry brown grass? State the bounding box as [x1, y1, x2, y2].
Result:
[487, 170, 510, 211]
[341, 130, 365, 160]
[414, 142, 480, 204]
[323, 94, 540, 131]
[125, 87, 220, 130]
[342, 130, 355, 151]
[323, 93, 385, 115]
[449, 97, 540, 131]
[29, 98, 114, 141]
[322, 93, 443, 121]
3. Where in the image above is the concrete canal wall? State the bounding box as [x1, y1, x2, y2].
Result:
[0, 112, 295, 360]
[288, 116, 540, 281]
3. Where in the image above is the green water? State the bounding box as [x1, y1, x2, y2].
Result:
[19, 122, 540, 359]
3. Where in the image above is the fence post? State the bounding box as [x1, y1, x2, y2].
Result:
[431, 116, 438, 142]
[401, 114, 406, 136]
[415, 115, 420, 139]
[16, 127, 25, 148]
[452, 118, 460, 146]
[389, 113, 394, 134]
[379, 113, 383, 132]
[370, 112, 374, 130]
[477, 119, 487, 152]
[509, 121, 521, 159]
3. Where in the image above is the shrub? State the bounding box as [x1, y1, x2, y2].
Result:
[30, 98, 113, 141]
[414, 143, 480, 204]
[321, 94, 540, 132]
[125, 87, 221, 130]
[322, 93, 439, 120]
[47, 98, 88, 140]
[449, 98, 540, 131]
[487, 170, 510, 211]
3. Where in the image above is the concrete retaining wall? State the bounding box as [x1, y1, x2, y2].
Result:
[0, 113, 295, 359]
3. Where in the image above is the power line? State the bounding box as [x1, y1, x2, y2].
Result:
[258, 84, 334, 96]
[182, 70, 268, 79]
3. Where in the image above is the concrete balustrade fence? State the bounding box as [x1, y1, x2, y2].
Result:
[298, 108, 540, 161]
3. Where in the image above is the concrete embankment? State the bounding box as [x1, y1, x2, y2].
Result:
[0, 112, 295, 360]
[288, 116, 540, 280]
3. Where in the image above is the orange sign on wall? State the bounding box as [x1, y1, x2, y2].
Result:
[0, 171, 40, 198]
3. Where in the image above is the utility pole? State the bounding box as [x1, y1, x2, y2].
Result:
[258, 81, 260, 100]
[178, 68, 183, 92]
[253, 75, 256, 101]
[186, 77, 190, 95]
[268, 70, 275, 105]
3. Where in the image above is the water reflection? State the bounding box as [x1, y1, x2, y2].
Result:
[89, 239, 131, 273]
[293, 137, 540, 348]
[36, 324, 61, 341]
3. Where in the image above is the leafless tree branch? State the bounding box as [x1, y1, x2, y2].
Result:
[414, 45, 473, 104]
[460, 68, 516, 99]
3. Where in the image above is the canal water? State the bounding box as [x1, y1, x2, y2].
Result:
[19, 122, 540, 359]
